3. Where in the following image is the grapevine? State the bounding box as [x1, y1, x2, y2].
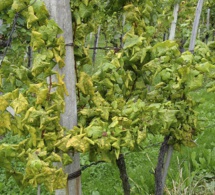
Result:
[0, 0, 69, 191]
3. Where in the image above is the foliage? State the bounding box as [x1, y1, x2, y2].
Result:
[67, 0, 215, 164]
[0, 0, 69, 191]
[0, 0, 215, 193]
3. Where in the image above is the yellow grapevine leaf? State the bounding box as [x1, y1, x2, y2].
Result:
[83, 137, 95, 145]
[52, 168, 67, 190]
[32, 0, 49, 21]
[55, 135, 71, 152]
[56, 36, 65, 56]
[31, 53, 50, 76]
[56, 73, 68, 96]
[82, 0, 89, 6]
[96, 137, 111, 151]
[0, 96, 8, 111]
[123, 4, 134, 11]
[45, 152, 61, 163]
[11, 93, 28, 114]
[112, 139, 120, 150]
[0, 113, 11, 130]
[27, 6, 38, 29]
[137, 128, 147, 145]
[53, 48, 65, 68]
[66, 134, 89, 153]
[11, 0, 26, 12]
[28, 83, 43, 94]
[31, 31, 45, 50]
[36, 88, 48, 104]
[76, 72, 94, 95]
[115, 149, 120, 159]
[92, 92, 109, 107]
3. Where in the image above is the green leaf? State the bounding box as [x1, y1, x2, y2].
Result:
[62, 153, 73, 166]
[137, 126, 147, 144]
[181, 51, 193, 64]
[187, 74, 203, 91]
[207, 85, 215, 93]
[195, 62, 214, 73]
[85, 125, 103, 139]
[82, 0, 89, 6]
[112, 139, 120, 150]
[11, 171, 23, 187]
[151, 40, 180, 58]
[0, 0, 13, 11]
[123, 35, 143, 49]
[32, 0, 49, 22]
[31, 53, 50, 76]
[159, 109, 178, 123]
[130, 48, 147, 63]
[99, 78, 113, 88]
[79, 2, 90, 19]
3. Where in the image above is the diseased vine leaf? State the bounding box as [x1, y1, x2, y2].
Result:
[27, 6, 38, 28]
[31, 31, 45, 50]
[76, 72, 94, 95]
[66, 134, 90, 153]
[0, 113, 11, 131]
[0, 96, 9, 111]
[11, 93, 28, 114]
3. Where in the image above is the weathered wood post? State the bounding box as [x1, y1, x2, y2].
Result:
[43, 1, 81, 194]
[189, 0, 204, 52]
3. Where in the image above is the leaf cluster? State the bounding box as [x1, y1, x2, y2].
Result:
[0, 0, 69, 191]
[70, 24, 215, 163]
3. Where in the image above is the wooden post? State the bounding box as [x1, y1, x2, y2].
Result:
[169, 4, 179, 41]
[205, 8, 210, 43]
[92, 25, 101, 65]
[43, 1, 81, 194]
[189, 0, 204, 52]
